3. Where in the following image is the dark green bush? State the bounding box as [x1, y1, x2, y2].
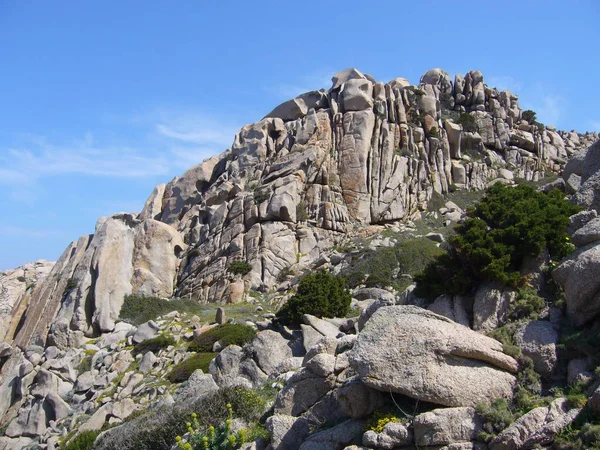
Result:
[522, 110, 537, 123]
[119, 295, 206, 325]
[414, 184, 579, 300]
[188, 324, 256, 353]
[456, 113, 478, 132]
[521, 110, 545, 132]
[228, 261, 252, 276]
[133, 335, 175, 356]
[276, 271, 351, 325]
[167, 353, 218, 383]
[61, 430, 100, 450]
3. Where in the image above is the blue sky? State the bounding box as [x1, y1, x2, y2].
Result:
[1, 1, 599, 270]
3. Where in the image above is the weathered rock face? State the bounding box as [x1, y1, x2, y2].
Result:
[349, 306, 518, 407]
[11, 215, 185, 349]
[489, 398, 581, 450]
[0, 261, 54, 342]
[5, 68, 596, 349]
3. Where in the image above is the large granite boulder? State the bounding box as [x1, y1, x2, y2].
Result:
[349, 306, 517, 407]
[553, 242, 600, 326]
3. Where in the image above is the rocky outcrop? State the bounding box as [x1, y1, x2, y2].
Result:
[489, 398, 581, 450]
[0, 261, 54, 342]
[5, 68, 595, 350]
[10, 215, 185, 349]
[349, 305, 518, 407]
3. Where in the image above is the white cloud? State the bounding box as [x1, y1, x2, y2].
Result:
[267, 70, 333, 100]
[0, 226, 66, 239]
[523, 93, 564, 127]
[0, 109, 245, 185]
[487, 75, 523, 94]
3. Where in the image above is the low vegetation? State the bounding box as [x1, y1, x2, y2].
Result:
[456, 112, 478, 132]
[342, 237, 444, 291]
[60, 430, 100, 450]
[133, 335, 175, 356]
[276, 270, 351, 325]
[175, 404, 244, 450]
[119, 295, 207, 325]
[188, 324, 256, 353]
[167, 353, 218, 383]
[227, 261, 252, 276]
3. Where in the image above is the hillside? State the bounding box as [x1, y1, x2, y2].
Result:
[0, 67, 599, 450]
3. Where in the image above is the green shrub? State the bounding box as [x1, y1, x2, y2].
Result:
[175, 404, 245, 450]
[296, 202, 308, 222]
[167, 353, 218, 383]
[119, 295, 206, 325]
[276, 271, 351, 325]
[456, 113, 478, 132]
[93, 386, 270, 450]
[559, 319, 600, 365]
[227, 261, 251, 276]
[414, 184, 579, 300]
[133, 335, 175, 356]
[60, 430, 100, 450]
[522, 110, 537, 123]
[17, 276, 26, 283]
[508, 288, 546, 321]
[188, 324, 256, 353]
[521, 110, 545, 132]
[365, 406, 408, 433]
[476, 399, 515, 442]
[77, 355, 93, 373]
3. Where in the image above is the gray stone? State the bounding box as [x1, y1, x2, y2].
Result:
[362, 421, 413, 449]
[572, 217, 600, 247]
[341, 79, 373, 112]
[567, 358, 592, 385]
[568, 210, 598, 235]
[302, 314, 341, 338]
[553, 243, 600, 326]
[473, 282, 516, 331]
[215, 307, 226, 325]
[299, 419, 363, 450]
[266, 414, 310, 450]
[414, 407, 481, 446]
[305, 353, 336, 377]
[350, 306, 517, 407]
[132, 320, 160, 344]
[331, 68, 366, 91]
[274, 368, 336, 416]
[513, 321, 558, 377]
[251, 330, 293, 376]
[174, 370, 218, 401]
[138, 351, 157, 374]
